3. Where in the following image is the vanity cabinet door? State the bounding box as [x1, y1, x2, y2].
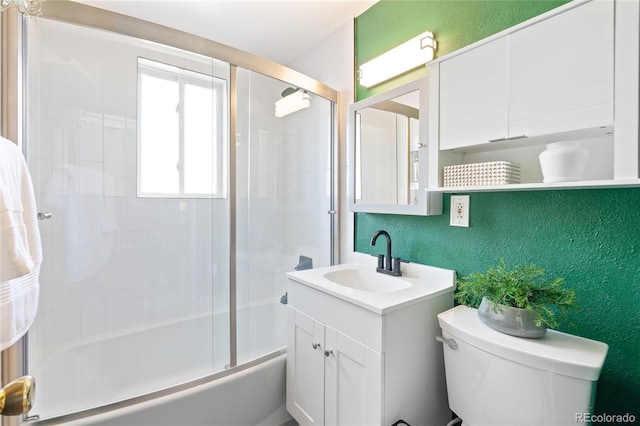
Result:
[286, 308, 325, 426]
[286, 307, 383, 426]
[438, 37, 509, 150]
[508, 0, 614, 137]
[324, 326, 383, 426]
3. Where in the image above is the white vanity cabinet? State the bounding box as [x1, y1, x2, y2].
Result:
[287, 306, 382, 425]
[285, 261, 455, 426]
[427, 0, 640, 190]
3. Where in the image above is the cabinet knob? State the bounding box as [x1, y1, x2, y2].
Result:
[324, 349, 333, 357]
[312, 342, 320, 350]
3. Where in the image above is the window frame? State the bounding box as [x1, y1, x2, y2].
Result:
[136, 57, 228, 199]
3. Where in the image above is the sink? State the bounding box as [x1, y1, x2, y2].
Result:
[286, 253, 456, 314]
[323, 268, 411, 293]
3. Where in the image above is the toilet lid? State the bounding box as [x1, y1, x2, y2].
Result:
[438, 305, 609, 381]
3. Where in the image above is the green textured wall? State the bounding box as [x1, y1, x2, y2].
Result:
[356, 0, 570, 100]
[355, 0, 639, 417]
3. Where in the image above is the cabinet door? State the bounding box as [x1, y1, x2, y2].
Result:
[324, 326, 383, 426]
[286, 308, 325, 426]
[508, 0, 614, 137]
[439, 37, 509, 150]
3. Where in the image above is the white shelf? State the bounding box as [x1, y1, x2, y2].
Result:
[429, 179, 640, 193]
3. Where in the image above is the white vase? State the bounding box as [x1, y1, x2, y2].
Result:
[539, 141, 589, 183]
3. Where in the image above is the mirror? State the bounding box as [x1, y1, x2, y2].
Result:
[348, 77, 442, 215]
[355, 92, 419, 205]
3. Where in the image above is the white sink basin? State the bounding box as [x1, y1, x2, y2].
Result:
[286, 253, 456, 314]
[323, 268, 411, 293]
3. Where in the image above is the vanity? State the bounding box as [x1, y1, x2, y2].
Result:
[285, 253, 455, 425]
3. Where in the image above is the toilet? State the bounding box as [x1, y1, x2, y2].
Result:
[437, 305, 609, 426]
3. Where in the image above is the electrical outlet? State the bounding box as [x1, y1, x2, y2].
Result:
[450, 195, 470, 227]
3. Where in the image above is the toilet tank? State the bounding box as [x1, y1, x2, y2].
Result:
[437, 306, 608, 426]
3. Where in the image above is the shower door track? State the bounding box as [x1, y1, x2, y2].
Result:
[0, 1, 339, 424]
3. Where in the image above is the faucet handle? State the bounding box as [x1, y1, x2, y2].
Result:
[392, 257, 407, 275]
[370, 254, 385, 269]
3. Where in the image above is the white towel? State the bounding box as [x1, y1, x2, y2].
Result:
[0, 267, 40, 351]
[0, 136, 42, 351]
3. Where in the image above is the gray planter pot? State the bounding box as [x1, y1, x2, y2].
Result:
[477, 297, 547, 338]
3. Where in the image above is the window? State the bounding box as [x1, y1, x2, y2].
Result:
[137, 58, 227, 198]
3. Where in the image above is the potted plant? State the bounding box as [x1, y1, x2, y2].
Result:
[455, 259, 578, 338]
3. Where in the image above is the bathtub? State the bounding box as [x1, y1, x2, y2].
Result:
[55, 354, 291, 426]
[30, 311, 291, 425]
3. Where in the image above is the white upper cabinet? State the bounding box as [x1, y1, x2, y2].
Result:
[439, 37, 509, 150]
[439, 0, 614, 151]
[428, 0, 639, 190]
[508, 0, 614, 138]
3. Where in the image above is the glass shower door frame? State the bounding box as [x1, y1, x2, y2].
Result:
[1, 2, 339, 423]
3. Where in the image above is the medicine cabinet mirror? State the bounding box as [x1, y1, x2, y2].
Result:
[348, 77, 441, 215]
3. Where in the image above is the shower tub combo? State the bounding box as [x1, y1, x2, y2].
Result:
[0, 1, 337, 424]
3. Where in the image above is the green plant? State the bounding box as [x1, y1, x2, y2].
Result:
[455, 259, 579, 329]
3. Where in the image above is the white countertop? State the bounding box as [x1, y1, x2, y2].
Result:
[286, 253, 457, 314]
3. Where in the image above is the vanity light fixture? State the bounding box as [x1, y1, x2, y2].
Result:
[358, 30, 437, 88]
[0, 0, 43, 16]
[275, 89, 311, 118]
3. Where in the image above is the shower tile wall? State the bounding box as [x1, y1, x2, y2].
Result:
[28, 18, 230, 345]
[26, 18, 230, 418]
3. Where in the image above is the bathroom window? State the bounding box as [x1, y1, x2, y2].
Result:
[137, 58, 228, 198]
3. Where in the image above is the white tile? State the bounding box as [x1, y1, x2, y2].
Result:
[81, 304, 106, 338]
[127, 296, 150, 329]
[53, 306, 82, 344]
[104, 277, 128, 333]
[78, 117, 104, 162]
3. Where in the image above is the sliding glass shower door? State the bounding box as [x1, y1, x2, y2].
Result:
[24, 18, 231, 420]
[235, 69, 334, 363]
[22, 12, 335, 422]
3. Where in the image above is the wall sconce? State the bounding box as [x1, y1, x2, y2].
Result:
[0, 0, 44, 16]
[275, 88, 311, 118]
[358, 30, 437, 88]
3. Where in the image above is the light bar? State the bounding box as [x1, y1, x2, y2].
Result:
[358, 31, 437, 88]
[275, 89, 311, 118]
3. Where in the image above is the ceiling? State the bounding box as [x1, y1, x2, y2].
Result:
[74, 0, 378, 65]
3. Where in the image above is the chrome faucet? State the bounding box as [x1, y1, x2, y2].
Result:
[370, 230, 402, 277]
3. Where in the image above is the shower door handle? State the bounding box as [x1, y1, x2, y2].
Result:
[37, 212, 52, 220]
